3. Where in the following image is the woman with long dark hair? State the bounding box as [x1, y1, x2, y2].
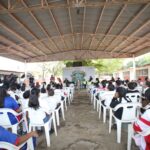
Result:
[0, 86, 21, 124]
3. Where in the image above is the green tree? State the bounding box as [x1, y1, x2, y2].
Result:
[125, 54, 150, 68]
[64, 59, 123, 74]
[40, 61, 65, 79]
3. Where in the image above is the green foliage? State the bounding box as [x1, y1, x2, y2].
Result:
[40, 61, 65, 78]
[64, 59, 123, 74]
[125, 54, 150, 68]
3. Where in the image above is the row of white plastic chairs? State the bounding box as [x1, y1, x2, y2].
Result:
[88, 86, 146, 150]
[0, 86, 75, 150]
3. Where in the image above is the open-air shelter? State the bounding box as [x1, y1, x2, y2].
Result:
[0, 0, 149, 63]
[0, 1, 150, 149]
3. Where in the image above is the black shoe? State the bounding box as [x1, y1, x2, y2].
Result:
[111, 124, 117, 130]
[50, 129, 54, 134]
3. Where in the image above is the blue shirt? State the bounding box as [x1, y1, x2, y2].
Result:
[4, 96, 20, 125]
[0, 126, 18, 145]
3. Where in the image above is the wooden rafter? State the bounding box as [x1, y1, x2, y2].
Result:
[98, 5, 127, 51]
[45, 0, 69, 50]
[89, 5, 106, 50]
[130, 42, 150, 53]
[111, 20, 150, 52]
[105, 3, 149, 52]
[0, 35, 35, 57]
[0, 1, 149, 14]
[0, 21, 46, 56]
[0, 4, 54, 54]
[2, 33, 148, 49]
[32, 49, 132, 59]
[67, 0, 75, 49]
[21, 0, 60, 52]
[135, 46, 150, 57]
[0, 35, 33, 59]
[81, 6, 86, 50]
[118, 33, 150, 53]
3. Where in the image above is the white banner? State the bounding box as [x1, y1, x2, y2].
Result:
[63, 66, 95, 82]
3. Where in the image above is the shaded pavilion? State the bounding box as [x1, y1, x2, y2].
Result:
[0, 0, 149, 63]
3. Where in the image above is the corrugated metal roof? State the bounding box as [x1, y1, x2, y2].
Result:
[0, 0, 149, 62]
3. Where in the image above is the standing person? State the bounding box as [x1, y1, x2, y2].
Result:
[57, 78, 63, 89]
[50, 75, 55, 82]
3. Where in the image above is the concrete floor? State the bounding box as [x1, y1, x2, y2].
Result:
[37, 90, 138, 150]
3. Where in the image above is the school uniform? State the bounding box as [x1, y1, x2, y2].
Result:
[133, 104, 150, 150]
[0, 125, 19, 145]
[3, 96, 20, 125]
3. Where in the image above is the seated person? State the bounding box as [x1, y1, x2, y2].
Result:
[28, 88, 50, 118]
[133, 88, 150, 150]
[8, 83, 20, 104]
[21, 90, 30, 110]
[110, 86, 129, 120]
[114, 80, 127, 98]
[0, 86, 21, 124]
[126, 82, 140, 102]
[143, 81, 150, 97]
[107, 81, 115, 91]
[0, 125, 38, 149]
[39, 85, 60, 112]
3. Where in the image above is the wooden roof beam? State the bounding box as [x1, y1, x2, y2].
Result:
[0, 4, 54, 54]
[105, 3, 149, 51]
[97, 5, 127, 51]
[0, 35, 34, 59]
[134, 46, 150, 57]
[21, 0, 60, 52]
[0, 21, 46, 56]
[0, 1, 150, 14]
[111, 20, 150, 52]
[89, 5, 105, 50]
[129, 41, 150, 53]
[0, 35, 33, 57]
[6, 32, 147, 48]
[81, 6, 86, 50]
[118, 33, 150, 53]
[67, 0, 75, 49]
[0, 35, 43, 62]
[45, 0, 69, 50]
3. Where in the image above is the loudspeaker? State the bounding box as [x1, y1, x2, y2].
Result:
[73, 61, 82, 67]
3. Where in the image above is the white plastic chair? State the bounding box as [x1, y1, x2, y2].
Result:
[63, 87, 72, 105]
[93, 89, 100, 110]
[55, 101, 65, 126]
[96, 90, 106, 111]
[99, 91, 115, 123]
[126, 92, 141, 103]
[26, 108, 52, 147]
[0, 137, 34, 150]
[55, 89, 68, 111]
[90, 87, 97, 104]
[0, 108, 24, 134]
[109, 102, 141, 143]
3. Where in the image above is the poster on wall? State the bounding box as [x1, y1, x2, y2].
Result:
[63, 66, 95, 84]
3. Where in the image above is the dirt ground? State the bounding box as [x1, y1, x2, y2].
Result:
[36, 90, 138, 150]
